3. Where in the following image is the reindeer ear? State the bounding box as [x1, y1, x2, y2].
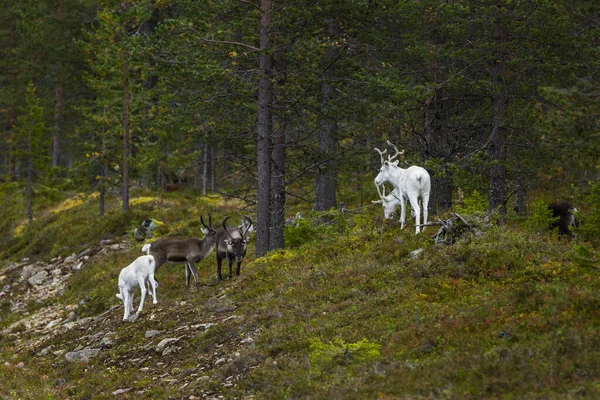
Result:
[201, 228, 209, 235]
[243, 237, 250, 243]
[392, 160, 399, 166]
[372, 200, 382, 204]
[225, 239, 232, 246]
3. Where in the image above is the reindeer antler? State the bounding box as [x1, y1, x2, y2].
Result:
[386, 140, 405, 163]
[241, 216, 253, 237]
[222, 216, 233, 239]
[373, 147, 387, 166]
[372, 182, 387, 204]
[201, 214, 214, 231]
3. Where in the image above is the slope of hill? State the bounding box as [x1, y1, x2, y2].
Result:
[0, 193, 598, 399]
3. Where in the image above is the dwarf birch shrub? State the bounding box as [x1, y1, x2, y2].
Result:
[309, 338, 381, 376]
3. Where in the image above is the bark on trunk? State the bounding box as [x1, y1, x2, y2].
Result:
[27, 135, 33, 225]
[255, 0, 273, 257]
[515, 183, 527, 217]
[269, 52, 286, 251]
[122, 70, 130, 213]
[314, 17, 339, 211]
[53, 78, 63, 168]
[52, 2, 64, 168]
[422, 25, 452, 215]
[8, 21, 17, 179]
[489, 0, 508, 222]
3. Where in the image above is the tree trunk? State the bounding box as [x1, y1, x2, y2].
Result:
[424, 97, 453, 214]
[269, 52, 286, 251]
[422, 24, 452, 215]
[122, 71, 130, 213]
[202, 135, 209, 195]
[8, 20, 17, 180]
[489, 0, 508, 222]
[99, 164, 105, 217]
[255, 0, 273, 257]
[52, 2, 64, 168]
[314, 17, 339, 212]
[27, 134, 33, 225]
[210, 145, 215, 191]
[515, 182, 527, 217]
[53, 66, 63, 168]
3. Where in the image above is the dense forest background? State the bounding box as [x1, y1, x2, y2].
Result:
[1, 0, 598, 255]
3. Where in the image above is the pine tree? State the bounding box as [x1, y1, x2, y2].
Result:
[13, 82, 48, 224]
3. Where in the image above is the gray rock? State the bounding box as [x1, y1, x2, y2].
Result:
[72, 262, 83, 271]
[28, 270, 49, 286]
[112, 388, 132, 395]
[45, 319, 62, 329]
[65, 311, 77, 322]
[21, 265, 44, 280]
[156, 337, 181, 351]
[65, 348, 101, 363]
[64, 253, 77, 263]
[100, 332, 117, 347]
[162, 346, 178, 356]
[78, 248, 93, 259]
[191, 323, 217, 330]
[240, 336, 254, 344]
[409, 248, 424, 258]
[145, 330, 163, 338]
[37, 346, 53, 357]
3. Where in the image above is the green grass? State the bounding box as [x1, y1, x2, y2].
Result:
[0, 192, 599, 399]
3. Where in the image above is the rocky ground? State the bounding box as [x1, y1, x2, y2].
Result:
[0, 240, 263, 399]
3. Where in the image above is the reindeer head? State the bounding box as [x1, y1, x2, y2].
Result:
[374, 141, 405, 186]
[200, 214, 217, 238]
[372, 183, 400, 219]
[223, 216, 251, 262]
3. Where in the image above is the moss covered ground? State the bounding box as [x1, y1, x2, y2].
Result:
[0, 191, 599, 399]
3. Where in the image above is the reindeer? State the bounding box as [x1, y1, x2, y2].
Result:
[116, 255, 157, 321]
[374, 141, 431, 233]
[372, 181, 402, 219]
[142, 215, 218, 286]
[548, 202, 578, 239]
[215, 216, 253, 281]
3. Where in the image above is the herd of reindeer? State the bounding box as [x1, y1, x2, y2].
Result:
[116, 141, 579, 321]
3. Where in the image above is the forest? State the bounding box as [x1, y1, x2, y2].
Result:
[1, 0, 598, 252]
[1, 1, 600, 398]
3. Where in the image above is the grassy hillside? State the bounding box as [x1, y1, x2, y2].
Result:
[0, 191, 599, 399]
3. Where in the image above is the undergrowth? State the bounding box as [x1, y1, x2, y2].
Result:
[0, 192, 598, 399]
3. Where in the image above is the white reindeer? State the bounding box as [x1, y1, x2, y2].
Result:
[374, 141, 431, 233]
[372, 181, 402, 219]
[116, 255, 157, 321]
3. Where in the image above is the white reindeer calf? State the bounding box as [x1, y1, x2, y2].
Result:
[116, 255, 157, 321]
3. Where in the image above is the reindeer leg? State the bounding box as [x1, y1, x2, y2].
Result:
[137, 276, 147, 314]
[422, 193, 430, 232]
[184, 262, 190, 286]
[187, 259, 199, 286]
[236, 261, 241, 277]
[408, 195, 421, 234]
[129, 292, 135, 315]
[228, 257, 233, 279]
[149, 274, 157, 304]
[121, 289, 129, 321]
[400, 195, 407, 229]
[216, 256, 223, 282]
